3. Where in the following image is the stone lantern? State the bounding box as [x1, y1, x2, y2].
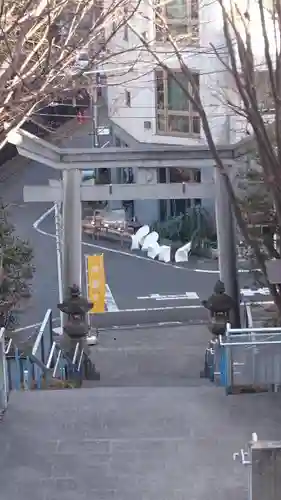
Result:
[58, 284, 93, 342]
[57, 285, 100, 380]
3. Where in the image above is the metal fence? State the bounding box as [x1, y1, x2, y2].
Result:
[204, 303, 281, 394]
[219, 324, 281, 393]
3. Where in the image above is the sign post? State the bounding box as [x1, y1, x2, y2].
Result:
[86, 254, 106, 315]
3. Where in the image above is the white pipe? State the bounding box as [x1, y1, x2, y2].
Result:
[54, 203, 64, 330]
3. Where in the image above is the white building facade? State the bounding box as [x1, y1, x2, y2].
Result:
[103, 0, 273, 224]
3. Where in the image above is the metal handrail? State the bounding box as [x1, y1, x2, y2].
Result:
[53, 350, 62, 377]
[0, 327, 5, 342]
[72, 343, 80, 365]
[227, 325, 281, 334]
[46, 342, 56, 369]
[32, 308, 52, 358]
[3, 309, 92, 393]
[5, 338, 12, 355]
[77, 349, 85, 372]
[244, 303, 253, 328]
[220, 339, 281, 347]
[221, 332, 281, 339]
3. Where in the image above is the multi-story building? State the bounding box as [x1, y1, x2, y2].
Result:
[102, 0, 273, 225]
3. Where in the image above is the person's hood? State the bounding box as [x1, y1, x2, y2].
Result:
[214, 280, 225, 294]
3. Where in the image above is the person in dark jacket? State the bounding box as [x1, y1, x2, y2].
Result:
[200, 280, 235, 379]
[202, 280, 235, 336]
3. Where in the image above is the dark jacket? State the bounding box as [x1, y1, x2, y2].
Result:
[202, 280, 235, 316]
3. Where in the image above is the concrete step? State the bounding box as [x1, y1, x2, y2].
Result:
[2, 386, 281, 499]
[85, 324, 213, 388]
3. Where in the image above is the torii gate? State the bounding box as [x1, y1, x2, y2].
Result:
[8, 127, 247, 326]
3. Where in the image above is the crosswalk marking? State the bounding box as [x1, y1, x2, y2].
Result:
[105, 284, 119, 312]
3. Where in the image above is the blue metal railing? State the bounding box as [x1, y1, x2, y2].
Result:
[219, 323, 281, 394]
[203, 302, 254, 390]
[0, 309, 92, 414]
[204, 301, 281, 394]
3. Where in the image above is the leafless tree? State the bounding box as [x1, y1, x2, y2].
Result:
[0, 0, 140, 144]
[128, 0, 281, 315]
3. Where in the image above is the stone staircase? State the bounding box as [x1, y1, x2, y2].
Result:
[2, 315, 281, 499]
[2, 373, 281, 499]
[83, 324, 211, 388]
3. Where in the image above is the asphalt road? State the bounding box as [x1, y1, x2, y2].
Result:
[0, 156, 273, 330]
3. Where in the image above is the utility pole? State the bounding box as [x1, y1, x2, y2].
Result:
[215, 116, 240, 327]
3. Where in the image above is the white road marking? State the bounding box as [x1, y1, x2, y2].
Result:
[103, 300, 275, 313]
[116, 305, 203, 312]
[32, 207, 257, 274]
[137, 292, 199, 301]
[105, 284, 119, 312]
[192, 268, 260, 274]
[14, 317, 60, 333]
[33, 205, 55, 229]
[241, 287, 270, 297]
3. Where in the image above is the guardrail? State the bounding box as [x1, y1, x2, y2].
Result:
[202, 302, 253, 384]
[242, 302, 253, 328]
[219, 323, 281, 393]
[203, 302, 281, 394]
[0, 309, 93, 410]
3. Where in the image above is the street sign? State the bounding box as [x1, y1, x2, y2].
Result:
[137, 292, 199, 301]
[86, 254, 106, 313]
[241, 287, 270, 297]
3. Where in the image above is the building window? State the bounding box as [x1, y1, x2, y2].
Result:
[125, 90, 131, 107]
[155, 0, 199, 43]
[155, 69, 200, 136]
[169, 168, 201, 182]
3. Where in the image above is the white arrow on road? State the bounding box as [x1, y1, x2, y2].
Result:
[137, 292, 199, 301]
[241, 287, 270, 297]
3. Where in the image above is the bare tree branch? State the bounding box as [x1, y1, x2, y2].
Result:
[0, 0, 139, 143]
[129, 0, 281, 313]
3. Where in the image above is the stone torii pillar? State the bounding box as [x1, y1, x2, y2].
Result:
[62, 169, 82, 295]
